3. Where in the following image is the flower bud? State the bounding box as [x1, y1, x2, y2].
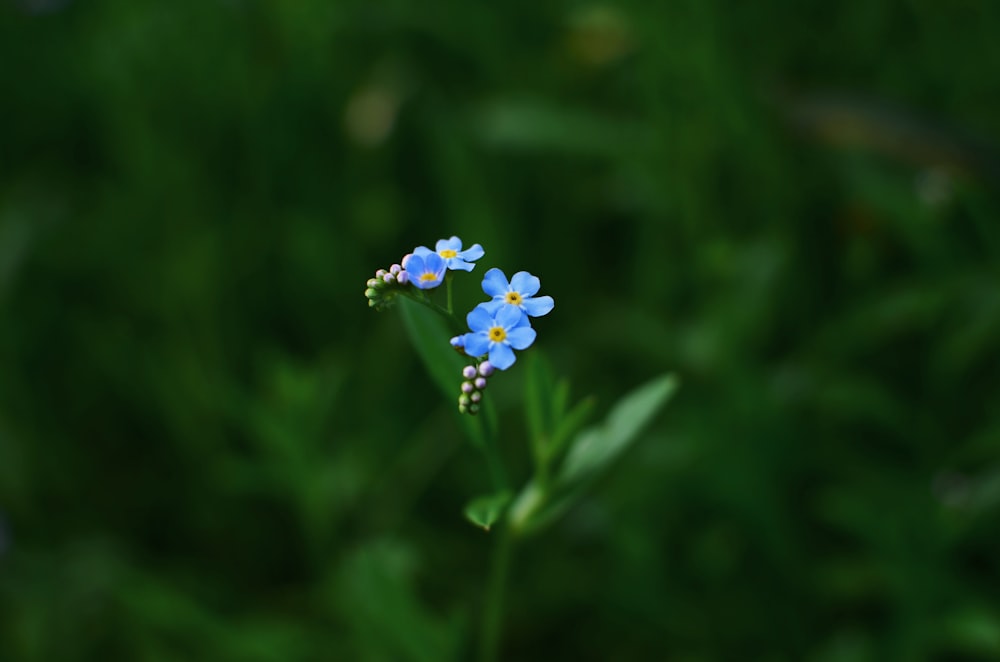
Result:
[462, 365, 477, 380]
[474, 377, 487, 390]
[365, 288, 379, 299]
[479, 361, 495, 377]
[470, 391, 482, 403]
[459, 394, 471, 407]
[367, 278, 380, 289]
[461, 381, 474, 394]
[383, 273, 396, 284]
[468, 403, 480, 415]
[376, 269, 387, 278]
[459, 403, 468, 414]
[397, 271, 409, 285]
[389, 264, 402, 275]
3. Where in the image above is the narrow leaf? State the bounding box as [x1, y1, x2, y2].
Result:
[559, 373, 679, 486]
[398, 296, 495, 447]
[544, 395, 596, 464]
[398, 297, 464, 399]
[524, 352, 553, 463]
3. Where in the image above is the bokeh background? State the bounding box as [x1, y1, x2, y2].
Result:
[2, 1, 1000, 660]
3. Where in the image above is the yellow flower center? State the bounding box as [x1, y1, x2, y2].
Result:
[439, 249, 458, 258]
[505, 291, 523, 306]
[489, 326, 506, 342]
[420, 272, 438, 282]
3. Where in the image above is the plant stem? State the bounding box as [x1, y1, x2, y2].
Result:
[480, 524, 514, 662]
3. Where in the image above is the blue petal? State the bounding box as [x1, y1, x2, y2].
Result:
[496, 303, 525, 330]
[479, 299, 504, 315]
[437, 236, 462, 252]
[463, 332, 490, 357]
[448, 258, 476, 272]
[481, 268, 509, 297]
[489, 342, 516, 370]
[505, 326, 536, 350]
[458, 243, 484, 261]
[413, 246, 433, 258]
[405, 254, 426, 272]
[521, 295, 554, 317]
[411, 274, 442, 290]
[466, 304, 493, 332]
[513, 310, 533, 327]
[423, 252, 446, 274]
[510, 271, 541, 297]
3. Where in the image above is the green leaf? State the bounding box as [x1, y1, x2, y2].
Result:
[544, 395, 596, 465]
[464, 491, 512, 531]
[551, 379, 570, 424]
[559, 373, 679, 485]
[510, 373, 679, 536]
[398, 297, 496, 447]
[398, 296, 464, 400]
[524, 352, 554, 462]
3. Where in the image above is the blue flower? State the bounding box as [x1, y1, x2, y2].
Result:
[404, 252, 446, 289]
[414, 236, 485, 272]
[480, 268, 554, 317]
[462, 303, 536, 370]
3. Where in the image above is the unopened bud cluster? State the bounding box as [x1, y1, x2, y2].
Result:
[364, 263, 409, 310]
[458, 361, 495, 415]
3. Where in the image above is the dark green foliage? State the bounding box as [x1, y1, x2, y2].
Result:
[2, 1, 1000, 659]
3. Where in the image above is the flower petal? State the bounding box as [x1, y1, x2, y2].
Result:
[513, 310, 533, 327]
[437, 236, 463, 252]
[510, 271, 541, 297]
[505, 326, 536, 350]
[496, 303, 525, 330]
[423, 252, 446, 274]
[521, 295, 554, 317]
[404, 254, 427, 278]
[479, 300, 504, 315]
[458, 243, 484, 261]
[481, 268, 509, 297]
[448, 258, 476, 272]
[489, 342, 516, 370]
[413, 246, 433, 257]
[466, 304, 493, 332]
[463, 332, 490, 357]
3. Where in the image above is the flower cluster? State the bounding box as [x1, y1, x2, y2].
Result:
[453, 268, 554, 371]
[457, 361, 495, 415]
[364, 235, 553, 414]
[364, 236, 484, 307]
[364, 263, 409, 310]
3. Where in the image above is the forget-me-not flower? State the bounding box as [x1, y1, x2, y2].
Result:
[480, 268, 554, 317]
[462, 303, 536, 370]
[414, 236, 484, 272]
[404, 252, 446, 290]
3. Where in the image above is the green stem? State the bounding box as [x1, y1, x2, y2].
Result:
[480, 524, 514, 662]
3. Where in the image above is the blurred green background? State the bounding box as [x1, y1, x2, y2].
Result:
[2, 1, 1000, 660]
